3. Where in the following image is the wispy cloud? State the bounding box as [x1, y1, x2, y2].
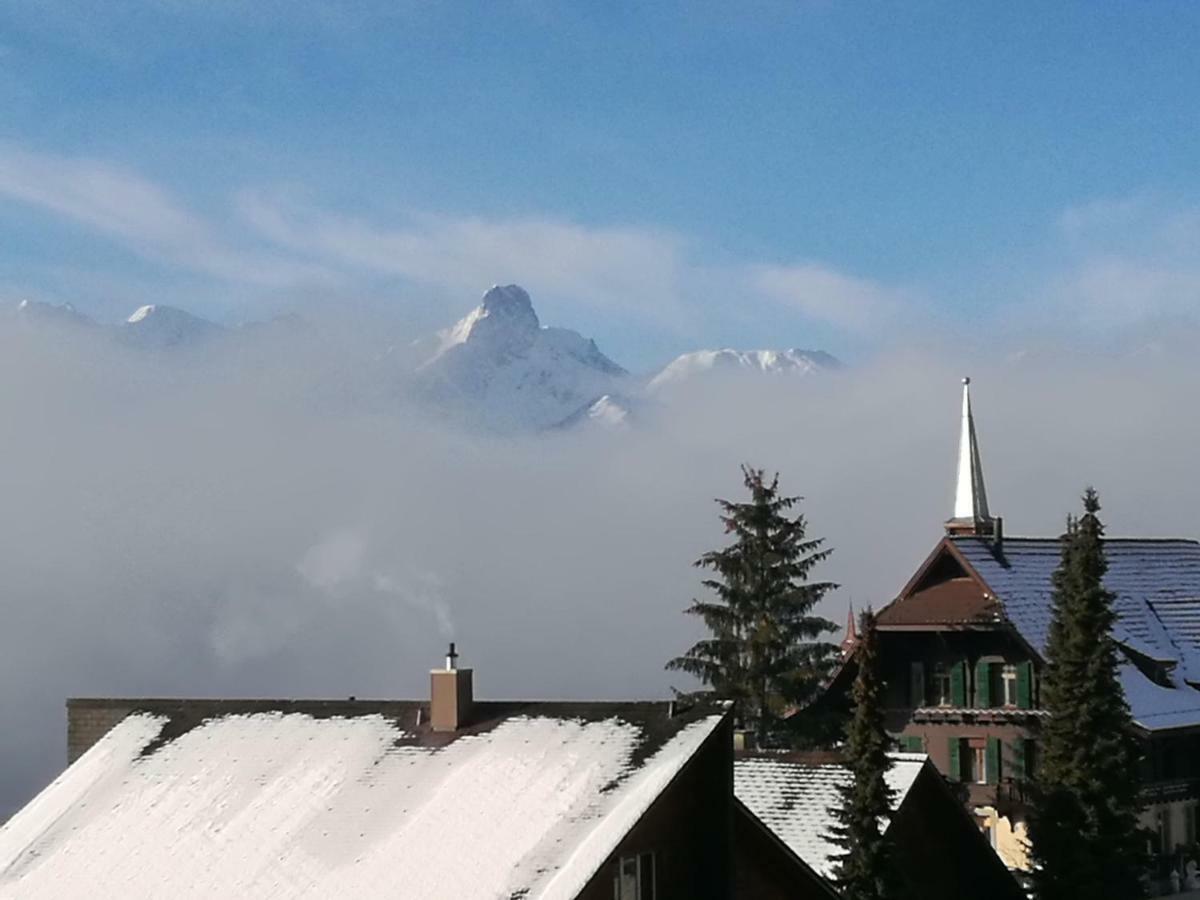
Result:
[0, 144, 333, 288]
[1042, 194, 1200, 331]
[237, 192, 690, 324]
[750, 262, 912, 334]
[0, 143, 920, 344]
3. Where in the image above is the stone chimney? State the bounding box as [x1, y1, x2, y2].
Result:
[430, 642, 474, 732]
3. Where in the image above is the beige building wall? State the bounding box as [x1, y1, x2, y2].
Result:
[976, 805, 1030, 872]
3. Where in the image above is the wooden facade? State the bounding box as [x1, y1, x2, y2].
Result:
[818, 532, 1200, 888]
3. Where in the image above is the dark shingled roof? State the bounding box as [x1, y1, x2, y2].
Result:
[953, 536, 1200, 731]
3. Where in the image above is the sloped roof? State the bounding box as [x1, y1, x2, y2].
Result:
[953, 536, 1200, 731]
[733, 752, 926, 879]
[0, 700, 727, 900]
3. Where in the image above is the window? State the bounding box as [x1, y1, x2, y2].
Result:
[614, 852, 655, 900]
[900, 734, 924, 753]
[910, 662, 926, 707]
[1001, 664, 1018, 707]
[972, 745, 988, 785]
[1158, 809, 1174, 855]
[1024, 739, 1038, 779]
[933, 663, 953, 707]
[950, 737, 997, 784]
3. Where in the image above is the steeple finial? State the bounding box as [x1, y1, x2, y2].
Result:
[946, 377, 996, 536]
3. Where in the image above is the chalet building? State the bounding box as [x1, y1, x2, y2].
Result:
[0, 647, 838, 899]
[824, 379, 1200, 887]
[735, 751, 1025, 900]
[1, 650, 734, 899]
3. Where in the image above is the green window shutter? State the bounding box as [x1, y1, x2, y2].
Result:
[975, 659, 991, 708]
[948, 737, 961, 781]
[1016, 662, 1033, 709]
[902, 735, 923, 753]
[986, 737, 1001, 783]
[1012, 737, 1026, 779]
[950, 660, 966, 707]
[910, 662, 926, 708]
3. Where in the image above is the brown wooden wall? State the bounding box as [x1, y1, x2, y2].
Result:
[889, 765, 1026, 900]
[577, 717, 734, 900]
[732, 803, 836, 900]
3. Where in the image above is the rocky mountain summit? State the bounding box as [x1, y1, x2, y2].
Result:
[8, 286, 840, 432]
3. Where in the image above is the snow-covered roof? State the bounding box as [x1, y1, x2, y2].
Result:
[734, 752, 927, 879]
[953, 536, 1200, 731]
[0, 700, 726, 899]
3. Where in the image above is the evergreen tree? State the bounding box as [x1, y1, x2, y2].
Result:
[826, 609, 901, 900]
[666, 465, 838, 747]
[1029, 488, 1145, 900]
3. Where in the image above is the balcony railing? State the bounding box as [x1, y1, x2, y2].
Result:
[993, 777, 1032, 814]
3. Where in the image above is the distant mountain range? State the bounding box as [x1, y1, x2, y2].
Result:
[17, 299, 229, 349]
[12, 286, 839, 432]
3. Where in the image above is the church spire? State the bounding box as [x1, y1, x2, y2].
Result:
[841, 603, 858, 658]
[945, 377, 997, 536]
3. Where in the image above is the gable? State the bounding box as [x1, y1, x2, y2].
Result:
[733, 752, 925, 878]
[732, 800, 839, 900]
[878, 540, 1001, 629]
[888, 766, 1025, 900]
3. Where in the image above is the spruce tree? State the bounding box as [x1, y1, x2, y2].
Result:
[1029, 488, 1144, 900]
[826, 609, 901, 900]
[666, 465, 838, 747]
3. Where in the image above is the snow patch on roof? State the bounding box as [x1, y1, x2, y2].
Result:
[0, 709, 723, 899]
[734, 753, 925, 879]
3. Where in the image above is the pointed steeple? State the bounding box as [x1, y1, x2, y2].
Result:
[945, 377, 998, 536]
[841, 603, 858, 658]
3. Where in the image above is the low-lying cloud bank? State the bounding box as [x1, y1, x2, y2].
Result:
[1, 317, 1198, 817]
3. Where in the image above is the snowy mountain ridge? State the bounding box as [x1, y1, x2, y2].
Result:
[121, 304, 225, 349]
[9, 287, 841, 432]
[647, 347, 840, 393]
[16, 299, 225, 349]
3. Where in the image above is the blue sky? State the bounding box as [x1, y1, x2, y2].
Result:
[2, 1, 1200, 369]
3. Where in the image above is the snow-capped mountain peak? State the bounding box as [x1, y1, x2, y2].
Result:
[426, 284, 541, 366]
[120, 304, 224, 349]
[647, 347, 839, 392]
[416, 284, 628, 431]
[15, 299, 94, 327]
